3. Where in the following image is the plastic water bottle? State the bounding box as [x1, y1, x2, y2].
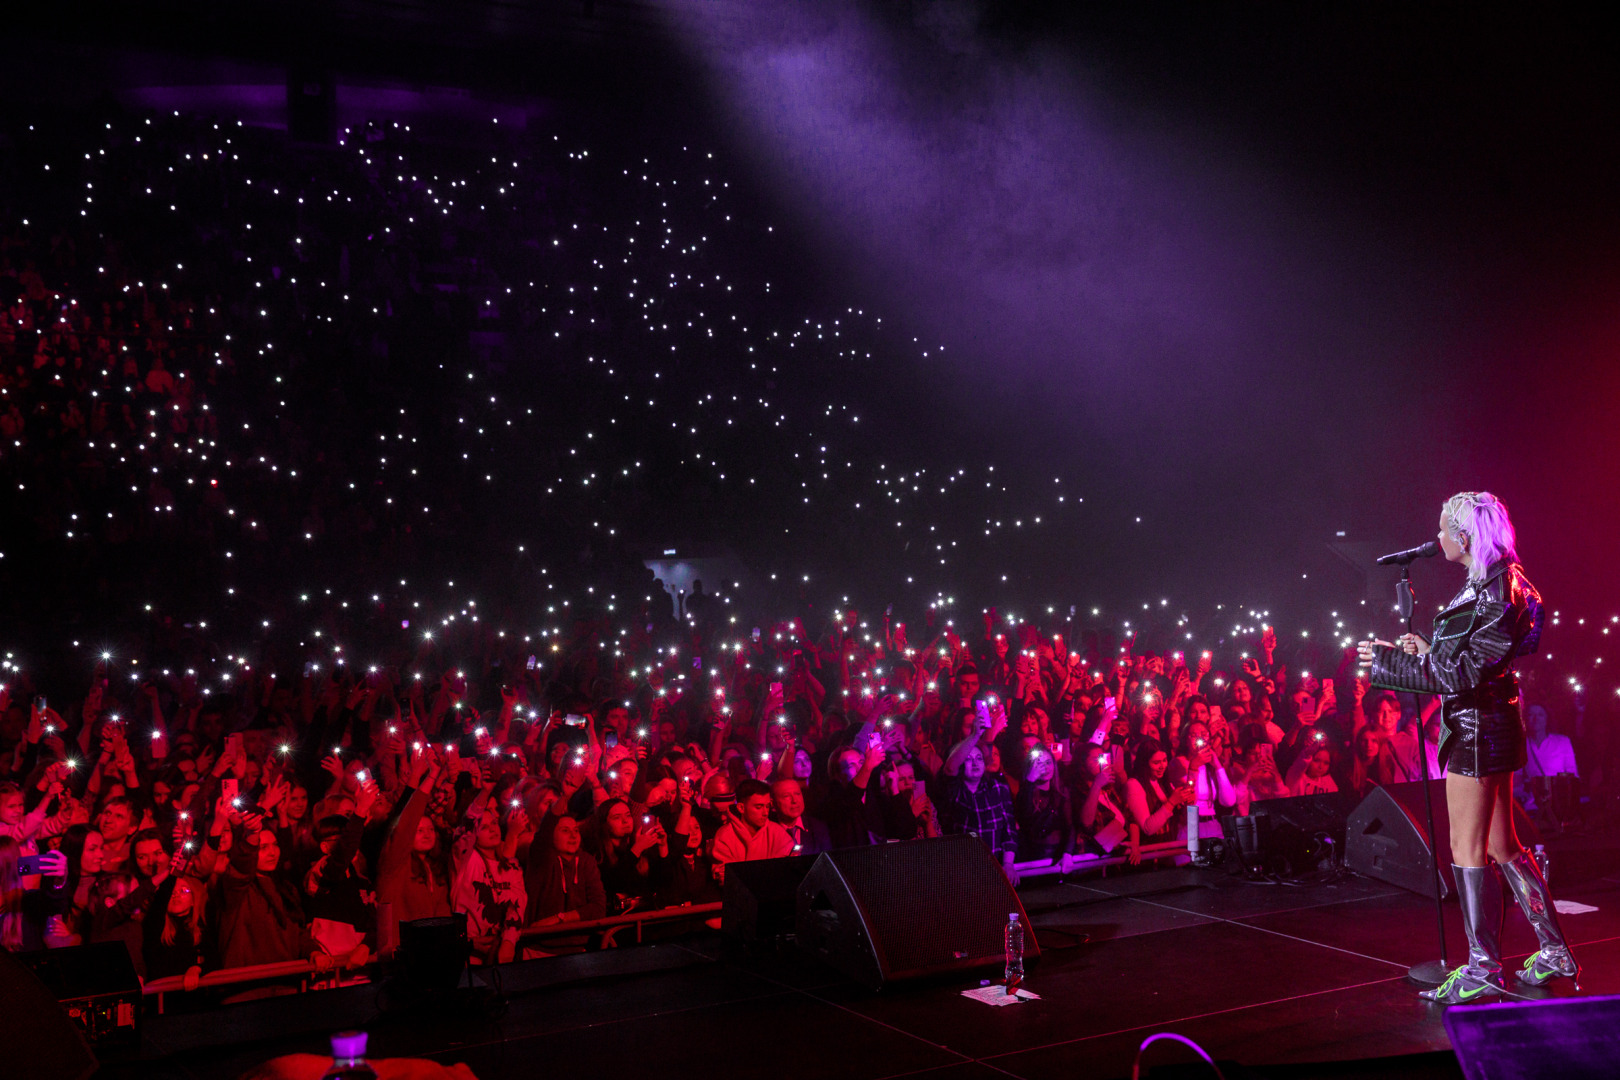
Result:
[1003, 913, 1024, 993]
[321, 1031, 378, 1080]
[1187, 804, 1201, 858]
[1534, 844, 1551, 889]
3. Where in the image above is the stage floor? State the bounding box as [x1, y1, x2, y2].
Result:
[102, 846, 1620, 1080]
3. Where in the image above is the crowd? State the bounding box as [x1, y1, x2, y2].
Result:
[0, 105, 1609, 993]
[0, 604, 1598, 987]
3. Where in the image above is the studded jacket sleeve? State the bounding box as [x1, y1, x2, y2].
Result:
[1369, 587, 1518, 697]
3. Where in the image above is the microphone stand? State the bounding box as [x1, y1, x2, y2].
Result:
[1395, 564, 1452, 987]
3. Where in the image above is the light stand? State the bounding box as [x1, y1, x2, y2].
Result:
[1395, 565, 1452, 987]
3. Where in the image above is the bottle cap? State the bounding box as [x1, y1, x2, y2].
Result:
[1008, 913, 1019, 922]
[331, 1031, 368, 1060]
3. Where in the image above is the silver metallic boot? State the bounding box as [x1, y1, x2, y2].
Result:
[1421, 864, 1507, 1004]
[1500, 850, 1581, 988]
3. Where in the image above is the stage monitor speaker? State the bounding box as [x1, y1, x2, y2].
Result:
[723, 853, 818, 944]
[1245, 789, 1359, 873]
[0, 947, 101, 1080]
[398, 914, 470, 992]
[1345, 780, 1539, 900]
[1445, 994, 1620, 1080]
[796, 835, 1036, 990]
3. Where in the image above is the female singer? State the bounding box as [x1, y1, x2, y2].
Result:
[1358, 492, 1576, 1003]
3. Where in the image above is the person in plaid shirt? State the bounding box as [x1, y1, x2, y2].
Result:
[942, 702, 1020, 885]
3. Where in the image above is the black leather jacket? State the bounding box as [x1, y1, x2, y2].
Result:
[1369, 560, 1543, 775]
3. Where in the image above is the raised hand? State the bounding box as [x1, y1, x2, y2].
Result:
[260, 776, 290, 811]
[320, 754, 347, 785]
[353, 778, 380, 819]
[406, 741, 436, 788]
[862, 734, 887, 772]
[988, 697, 1009, 736]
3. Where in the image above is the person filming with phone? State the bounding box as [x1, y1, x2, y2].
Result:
[941, 697, 1019, 884]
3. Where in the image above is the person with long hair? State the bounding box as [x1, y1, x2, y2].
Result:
[1360, 491, 1576, 1003]
[449, 777, 529, 965]
[1074, 744, 1133, 861]
[586, 797, 673, 913]
[1012, 743, 1069, 862]
[375, 753, 452, 955]
[49, 824, 105, 947]
[142, 853, 212, 979]
[1348, 727, 1398, 798]
[1124, 739, 1194, 848]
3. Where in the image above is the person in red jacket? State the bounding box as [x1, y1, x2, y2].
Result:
[710, 779, 793, 885]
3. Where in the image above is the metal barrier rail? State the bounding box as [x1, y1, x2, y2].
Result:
[141, 843, 1188, 1004]
[1012, 839, 1189, 879]
[144, 959, 324, 1011]
[517, 902, 723, 947]
[142, 904, 727, 1007]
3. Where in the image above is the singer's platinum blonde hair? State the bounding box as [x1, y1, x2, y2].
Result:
[1443, 491, 1517, 581]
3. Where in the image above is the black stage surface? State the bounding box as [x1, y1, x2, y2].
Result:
[98, 842, 1620, 1080]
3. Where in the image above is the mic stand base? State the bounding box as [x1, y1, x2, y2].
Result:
[1407, 958, 1451, 987]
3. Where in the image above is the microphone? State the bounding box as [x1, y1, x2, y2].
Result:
[1376, 540, 1439, 566]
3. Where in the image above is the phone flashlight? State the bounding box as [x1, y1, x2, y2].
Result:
[357, 770, 368, 782]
